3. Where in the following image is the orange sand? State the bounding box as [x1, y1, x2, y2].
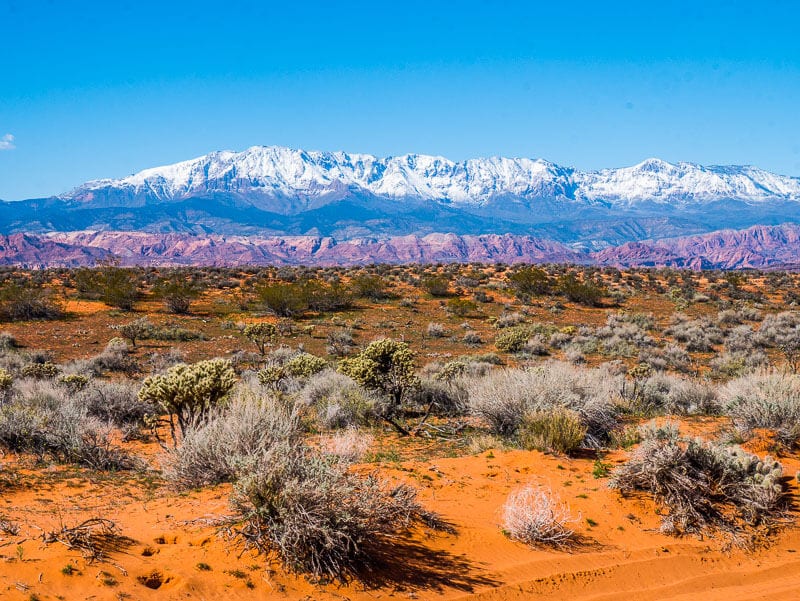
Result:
[1, 444, 799, 601]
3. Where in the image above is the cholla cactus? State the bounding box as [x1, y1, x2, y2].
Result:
[338, 338, 417, 405]
[285, 353, 327, 378]
[435, 359, 468, 382]
[242, 322, 278, 355]
[21, 362, 60, 380]
[0, 368, 13, 391]
[257, 365, 287, 389]
[138, 358, 236, 444]
[59, 373, 89, 392]
[495, 326, 533, 353]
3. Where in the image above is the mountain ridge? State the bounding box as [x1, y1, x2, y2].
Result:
[0, 224, 797, 270]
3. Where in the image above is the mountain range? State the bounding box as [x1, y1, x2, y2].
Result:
[3, 145, 800, 268]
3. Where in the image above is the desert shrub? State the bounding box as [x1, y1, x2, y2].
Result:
[467, 362, 620, 446]
[78, 380, 152, 439]
[425, 322, 447, 338]
[351, 275, 392, 300]
[163, 387, 301, 489]
[757, 312, 800, 372]
[559, 274, 605, 307]
[463, 331, 482, 346]
[521, 335, 550, 357]
[0, 282, 64, 321]
[445, 298, 477, 317]
[111, 317, 152, 347]
[138, 358, 236, 443]
[610, 425, 785, 536]
[501, 484, 576, 547]
[242, 322, 277, 355]
[152, 273, 203, 314]
[494, 312, 525, 329]
[406, 376, 468, 417]
[633, 373, 718, 415]
[709, 350, 768, 378]
[90, 338, 139, 375]
[326, 329, 356, 357]
[0, 380, 133, 469]
[507, 267, 552, 299]
[420, 276, 451, 297]
[320, 429, 373, 463]
[518, 408, 587, 454]
[229, 444, 442, 582]
[0, 331, 18, 350]
[665, 317, 724, 352]
[724, 325, 757, 353]
[720, 372, 800, 448]
[97, 263, 140, 310]
[300, 370, 378, 429]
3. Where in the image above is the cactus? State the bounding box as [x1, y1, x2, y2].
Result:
[242, 322, 278, 356]
[138, 358, 236, 444]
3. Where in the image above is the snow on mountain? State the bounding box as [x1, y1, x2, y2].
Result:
[65, 145, 800, 207]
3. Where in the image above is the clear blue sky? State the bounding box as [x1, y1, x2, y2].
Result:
[1, 0, 799, 200]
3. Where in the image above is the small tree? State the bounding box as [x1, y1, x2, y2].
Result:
[339, 338, 419, 435]
[152, 273, 203, 314]
[138, 358, 236, 445]
[242, 322, 278, 355]
[111, 317, 152, 348]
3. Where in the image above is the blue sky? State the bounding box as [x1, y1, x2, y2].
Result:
[1, 0, 799, 200]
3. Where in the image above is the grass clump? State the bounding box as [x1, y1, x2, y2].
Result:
[501, 484, 576, 548]
[518, 408, 587, 455]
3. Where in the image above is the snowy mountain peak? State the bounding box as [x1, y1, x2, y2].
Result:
[64, 145, 800, 207]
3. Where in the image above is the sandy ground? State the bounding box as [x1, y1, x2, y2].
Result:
[1, 441, 799, 601]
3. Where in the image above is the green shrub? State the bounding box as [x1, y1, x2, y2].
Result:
[420, 276, 451, 297]
[351, 275, 392, 300]
[446, 298, 477, 317]
[111, 318, 152, 347]
[152, 273, 203, 314]
[559, 274, 605, 307]
[97, 263, 140, 310]
[518, 408, 587, 455]
[0, 283, 64, 321]
[508, 267, 552, 299]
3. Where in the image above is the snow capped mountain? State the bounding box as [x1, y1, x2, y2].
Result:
[65, 145, 800, 207]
